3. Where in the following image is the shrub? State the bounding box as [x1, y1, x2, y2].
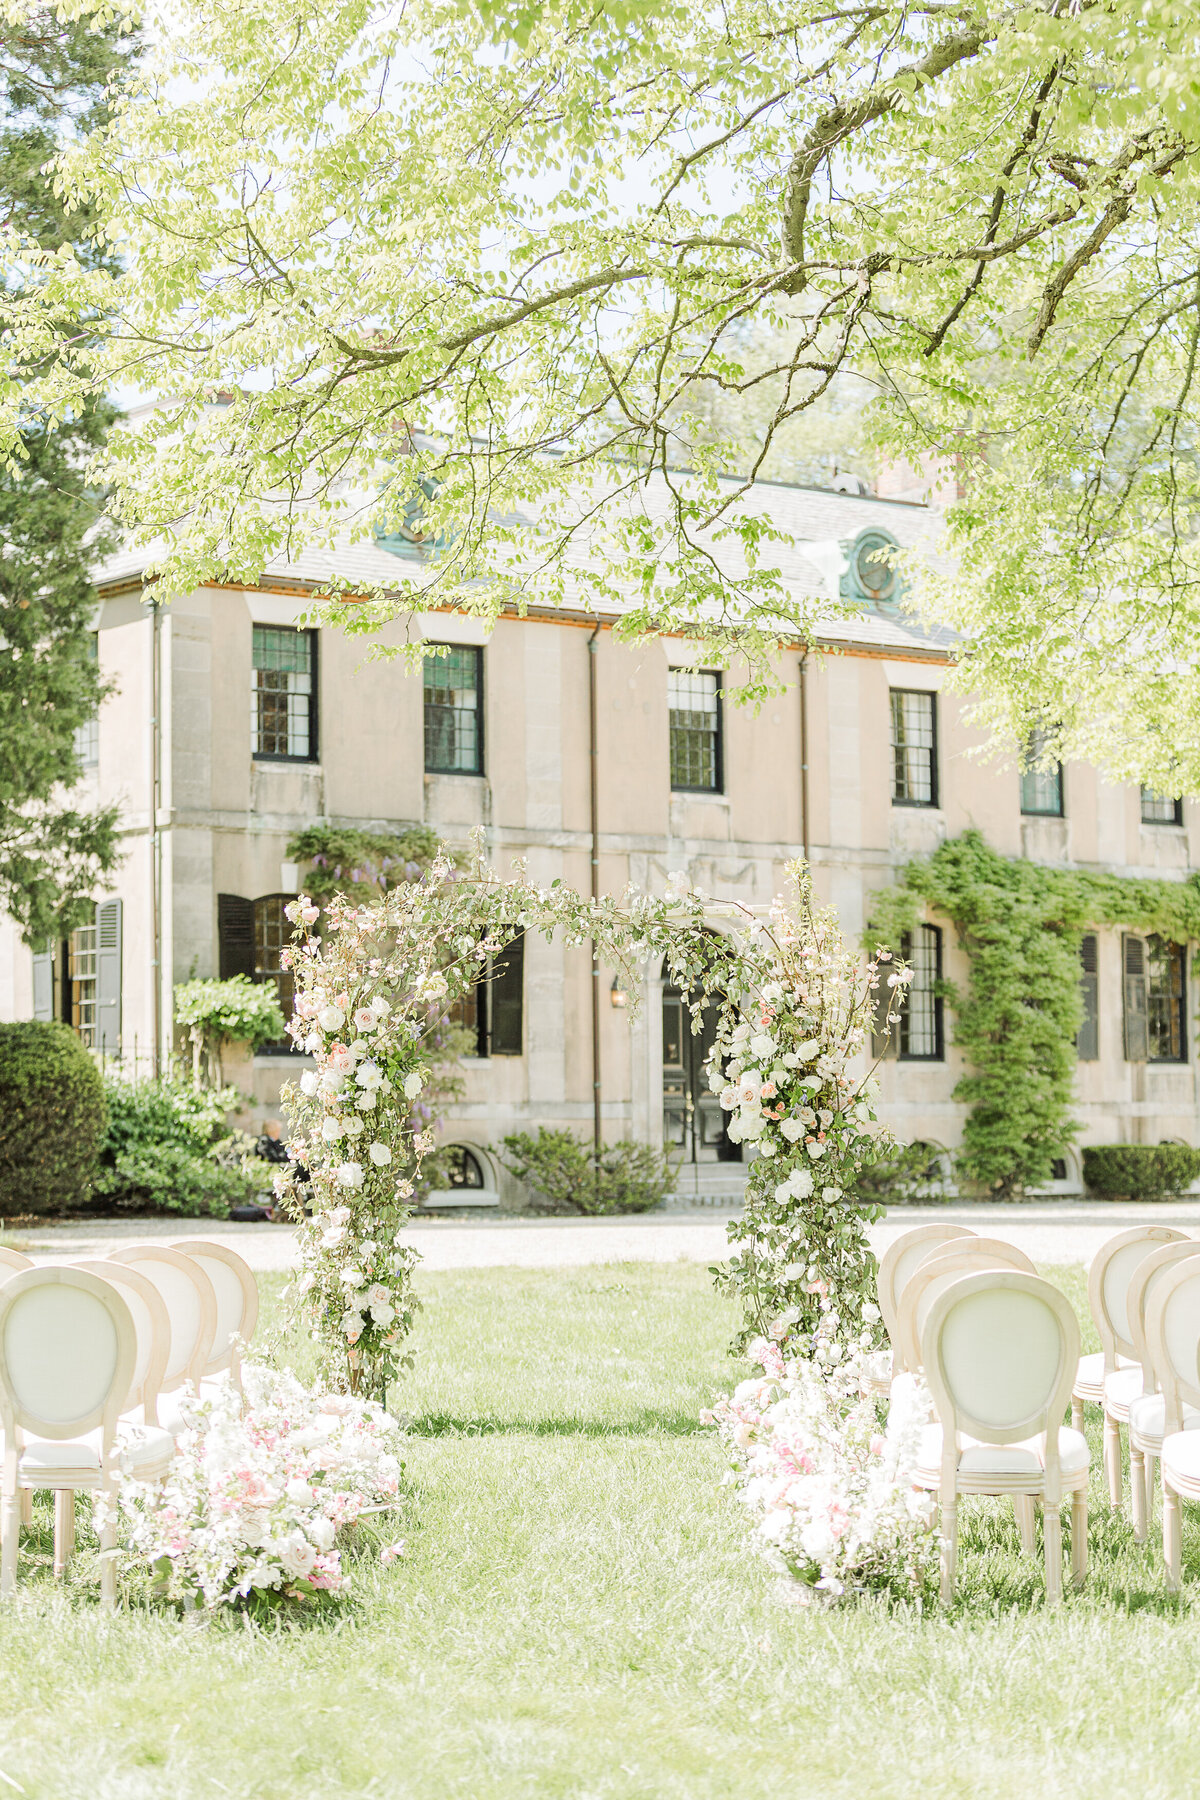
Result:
[850, 1141, 951, 1207]
[92, 1076, 261, 1217]
[174, 976, 286, 1087]
[0, 1021, 108, 1216]
[1082, 1144, 1200, 1202]
[498, 1128, 675, 1216]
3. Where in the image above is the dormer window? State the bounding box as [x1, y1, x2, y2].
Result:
[839, 528, 903, 615]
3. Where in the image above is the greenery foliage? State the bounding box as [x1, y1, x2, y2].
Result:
[867, 831, 1200, 1197]
[0, 1020, 108, 1215]
[1082, 1145, 1200, 1204]
[92, 1075, 258, 1217]
[849, 1141, 951, 1208]
[286, 824, 442, 906]
[498, 1128, 675, 1216]
[174, 976, 286, 1087]
[19, 0, 1200, 761]
[0, 12, 136, 944]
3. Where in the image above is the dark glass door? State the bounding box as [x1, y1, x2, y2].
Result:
[661, 986, 741, 1163]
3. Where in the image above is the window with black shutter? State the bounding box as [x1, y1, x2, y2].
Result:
[488, 930, 524, 1056]
[218, 893, 256, 980]
[1123, 934, 1149, 1062]
[1077, 934, 1099, 1061]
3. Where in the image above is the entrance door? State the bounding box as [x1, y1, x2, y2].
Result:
[661, 984, 742, 1163]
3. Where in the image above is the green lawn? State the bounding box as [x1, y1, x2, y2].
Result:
[4, 1261, 1200, 1798]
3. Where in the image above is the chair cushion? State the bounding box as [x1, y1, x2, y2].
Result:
[18, 1424, 174, 1482]
[1103, 1367, 1144, 1416]
[915, 1423, 1090, 1482]
[1129, 1393, 1200, 1448]
[1163, 1431, 1200, 1486]
[1073, 1350, 1133, 1397]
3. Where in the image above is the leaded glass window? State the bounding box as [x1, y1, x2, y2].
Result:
[1141, 788, 1183, 826]
[890, 689, 937, 806]
[1020, 729, 1064, 816]
[669, 670, 722, 792]
[899, 924, 944, 1060]
[252, 627, 317, 759]
[1147, 935, 1187, 1063]
[424, 645, 483, 774]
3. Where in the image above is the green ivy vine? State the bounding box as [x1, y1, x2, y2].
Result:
[866, 830, 1200, 1197]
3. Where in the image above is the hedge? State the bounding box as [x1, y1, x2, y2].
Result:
[0, 1021, 108, 1216]
[1082, 1144, 1200, 1203]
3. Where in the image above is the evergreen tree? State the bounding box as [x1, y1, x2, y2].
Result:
[0, 11, 135, 945]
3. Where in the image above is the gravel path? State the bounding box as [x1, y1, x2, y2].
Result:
[8, 1198, 1200, 1274]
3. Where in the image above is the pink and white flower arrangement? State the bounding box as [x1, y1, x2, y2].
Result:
[708, 1312, 935, 1601]
[114, 1365, 405, 1609]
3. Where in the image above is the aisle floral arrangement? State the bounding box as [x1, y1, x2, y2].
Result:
[112, 1366, 405, 1609]
[707, 1308, 936, 1601]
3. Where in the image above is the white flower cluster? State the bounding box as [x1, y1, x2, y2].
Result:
[113, 1365, 405, 1609]
[708, 1310, 935, 1601]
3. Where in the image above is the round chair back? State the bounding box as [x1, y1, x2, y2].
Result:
[171, 1241, 259, 1378]
[921, 1271, 1080, 1492]
[1146, 1259, 1200, 1435]
[106, 1245, 216, 1392]
[899, 1241, 1037, 1375]
[1124, 1240, 1200, 1388]
[70, 1260, 170, 1423]
[0, 1267, 135, 1441]
[0, 1248, 32, 1280]
[876, 1224, 976, 1355]
[1088, 1226, 1188, 1365]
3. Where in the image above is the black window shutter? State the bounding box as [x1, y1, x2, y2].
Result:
[1077, 934, 1099, 1062]
[488, 930, 524, 1056]
[218, 893, 256, 980]
[1123, 934, 1149, 1062]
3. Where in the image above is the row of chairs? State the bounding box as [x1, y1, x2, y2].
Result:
[0, 1240, 259, 1608]
[874, 1222, 1200, 1594]
[873, 1225, 1084, 1601]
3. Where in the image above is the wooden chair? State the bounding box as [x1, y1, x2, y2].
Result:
[1082, 1226, 1187, 1505]
[913, 1270, 1087, 1603]
[868, 1224, 976, 1391]
[106, 1245, 216, 1420]
[1145, 1258, 1200, 1589]
[171, 1240, 259, 1391]
[0, 1249, 32, 1280]
[1112, 1241, 1200, 1539]
[896, 1239, 1038, 1380]
[0, 1267, 168, 1608]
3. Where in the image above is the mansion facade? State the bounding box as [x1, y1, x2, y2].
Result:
[3, 477, 1199, 1204]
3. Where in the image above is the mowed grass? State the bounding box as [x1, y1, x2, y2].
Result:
[6, 1261, 1200, 1797]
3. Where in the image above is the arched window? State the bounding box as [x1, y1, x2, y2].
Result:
[839, 528, 904, 615]
[444, 1145, 485, 1189]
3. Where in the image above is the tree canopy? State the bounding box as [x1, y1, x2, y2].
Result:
[0, 5, 135, 944]
[7, 0, 1200, 779]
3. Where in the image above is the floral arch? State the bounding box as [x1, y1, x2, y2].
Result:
[273, 844, 906, 1398]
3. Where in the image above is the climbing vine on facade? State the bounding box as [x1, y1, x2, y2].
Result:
[866, 831, 1200, 1198]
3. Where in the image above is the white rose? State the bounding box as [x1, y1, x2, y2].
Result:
[285, 1478, 314, 1506]
[794, 1038, 822, 1061]
[355, 1061, 383, 1090]
[336, 1161, 364, 1189]
[403, 1071, 424, 1100]
[707, 1067, 725, 1094]
[320, 1069, 345, 1094]
[789, 1169, 815, 1200]
[369, 1142, 392, 1166]
[279, 1537, 317, 1580]
[372, 994, 391, 1017]
[299, 1071, 320, 1097]
[342, 1114, 364, 1137]
[317, 1005, 345, 1033]
[758, 1140, 777, 1158]
[806, 1141, 826, 1160]
[779, 1117, 804, 1143]
[821, 1185, 842, 1203]
[739, 1114, 764, 1141]
[356, 1090, 378, 1111]
[321, 1116, 344, 1143]
[308, 1515, 336, 1552]
[340, 1268, 364, 1287]
[304, 1032, 324, 1056]
[371, 1301, 396, 1327]
[750, 1034, 776, 1060]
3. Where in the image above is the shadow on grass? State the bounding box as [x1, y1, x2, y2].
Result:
[409, 1409, 712, 1440]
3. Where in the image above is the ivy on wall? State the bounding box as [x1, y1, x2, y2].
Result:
[866, 830, 1200, 1197]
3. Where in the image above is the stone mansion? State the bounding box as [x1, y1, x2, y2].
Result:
[2, 473, 1198, 1205]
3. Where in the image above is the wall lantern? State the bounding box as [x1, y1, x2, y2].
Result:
[610, 977, 629, 1010]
